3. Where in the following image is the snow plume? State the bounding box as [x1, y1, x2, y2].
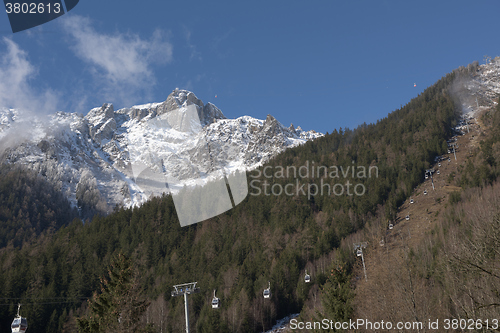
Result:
[0, 38, 60, 114]
[0, 120, 35, 155]
[61, 15, 173, 105]
[448, 61, 499, 116]
[450, 75, 476, 114]
[0, 109, 71, 155]
[449, 60, 485, 115]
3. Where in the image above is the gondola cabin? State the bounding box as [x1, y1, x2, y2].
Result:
[211, 298, 220, 309]
[304, 270, 311, 283]
[211, 290, 220, 309]
[11, 318, 28, 333]
[263, 282, 271, 299]
[405, 215, 410, 221]
[11, 304, 27, 333]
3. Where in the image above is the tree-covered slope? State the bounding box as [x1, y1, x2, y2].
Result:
[0, 165, 77, 248]
[0, 70, 467, 332]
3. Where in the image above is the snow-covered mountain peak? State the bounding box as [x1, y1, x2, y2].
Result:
[86, 103, 114, 124]
[158, 89, 225, 126]
[116, 89, 226, 127]
[0, 89, 322, 217]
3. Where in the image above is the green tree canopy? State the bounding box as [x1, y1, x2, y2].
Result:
[77, 253, 152, 333]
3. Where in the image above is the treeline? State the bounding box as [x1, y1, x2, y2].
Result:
[0, 70, 464, 332]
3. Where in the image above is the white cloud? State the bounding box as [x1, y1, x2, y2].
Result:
[62, 15, 173, 104]
[63, 16, 172, 84]
[0, 38, 59, 113]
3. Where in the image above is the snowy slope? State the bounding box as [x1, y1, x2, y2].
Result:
[456, 57, 500, 117]
[0, 89, 322, 215]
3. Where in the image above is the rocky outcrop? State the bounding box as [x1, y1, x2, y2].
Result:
[156, 89, 225, 126]
[85, 103, 116, 145]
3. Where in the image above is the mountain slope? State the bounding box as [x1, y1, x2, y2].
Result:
[350, 60, 500, 332]
[0, 89, 321, 218]
[2, 59, 500, 332]
[0, 63, 473, 332]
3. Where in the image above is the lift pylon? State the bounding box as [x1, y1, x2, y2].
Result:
[353, 242, 368, 281]
[171, 282, 200, 333]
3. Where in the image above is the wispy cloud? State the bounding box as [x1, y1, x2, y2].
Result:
[61, 15, 173, 105]
[184, 27, 202, 61]
[211, 28, 235, 59]
[0, 38, 59, 114]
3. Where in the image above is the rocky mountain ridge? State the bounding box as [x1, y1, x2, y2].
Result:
[0, 89, 322, 217]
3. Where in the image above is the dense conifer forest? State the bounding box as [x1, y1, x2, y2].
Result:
[0, 165, 77, 248]
[0, 66, 499, 332]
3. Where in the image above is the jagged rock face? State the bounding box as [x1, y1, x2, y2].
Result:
[160, 89, 203, 114]
[0, 89, 322, 214]
[155, 89, 225, 126]
[263, 114, 290, 138]
[201, 102, 225, 126]
[87, 103, 116, 145]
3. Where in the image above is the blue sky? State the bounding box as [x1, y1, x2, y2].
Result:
[1, 0, 500, 134]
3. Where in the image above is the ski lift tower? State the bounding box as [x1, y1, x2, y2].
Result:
[171, 282, 200, 333]
[354, 242, 368, 281]
[426, 169, 435, 190]
[451, 143, 457, 161]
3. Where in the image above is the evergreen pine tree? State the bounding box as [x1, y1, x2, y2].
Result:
[77, 253, 152, 333]
[319, 259, 354, 332]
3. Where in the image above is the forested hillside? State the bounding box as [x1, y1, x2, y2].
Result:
[0, 165, 77, 248]
[0, 67, 485, 332]
[348, 96, 500, 332]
